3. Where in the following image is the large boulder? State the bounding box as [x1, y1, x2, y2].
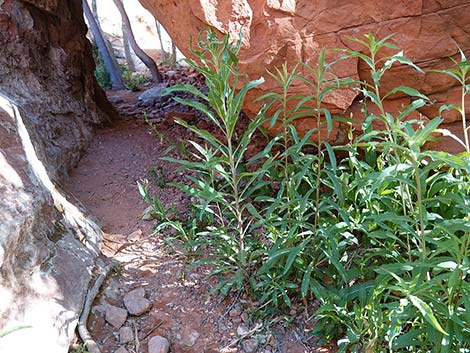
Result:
[0, 0, 112, 352]
[140, 0, 470, 143]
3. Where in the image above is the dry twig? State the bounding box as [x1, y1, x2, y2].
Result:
[78, 263, 112, 353]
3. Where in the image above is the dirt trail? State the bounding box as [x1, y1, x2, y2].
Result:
[66, 90, 238, 353]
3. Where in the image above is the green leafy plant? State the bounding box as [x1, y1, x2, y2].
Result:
[432, 49, 470, 153]
[121, 64, 150, 91]
[92, 44, 112, 88]
[247, 46, 363, 310]
[143, 30, 470, 352]
[158, 29, 268, 295]
[70, 343, 90, 353]
[310, 34, 470, 352]
[112, 261, 122, 276]
[149, 164, 167, 188]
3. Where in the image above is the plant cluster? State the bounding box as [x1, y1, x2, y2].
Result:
[140, 29, 470, 352]
[121, 64, 150, 91]
[92, 43, 112, 88]
[69, 343, 90, 353]
[92, 44, 150, 90]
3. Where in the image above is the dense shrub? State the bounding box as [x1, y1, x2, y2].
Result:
[140, 30, 470, 352]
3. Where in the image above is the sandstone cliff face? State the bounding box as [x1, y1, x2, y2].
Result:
[0, 1, 110, 351]
[140, 0, 470, 143]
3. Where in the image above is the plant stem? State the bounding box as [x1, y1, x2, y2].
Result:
[282, 70, 291, 217]
[313, 70, 323, 237]
[370, 52, 416, 258]
[228, 137, 245, 254]
[461, 76, 469, 153]
[412, 159, 426, 259]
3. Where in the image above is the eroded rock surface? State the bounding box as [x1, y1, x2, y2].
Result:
[0, 103, 102, 353]
[0, 0, 112, 352]
[140, 0, 470, 142]
[0, 0, 115, 179]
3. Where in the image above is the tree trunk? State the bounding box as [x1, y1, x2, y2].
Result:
[91, 0, 98, 19]
[122, 22, 136, 72]
[171, 39, 177, 66]
[155, 20, 166, 63]
[112, 0, 162, 83]
[88, 0, 120, 74]
[83, 0, 125, 90]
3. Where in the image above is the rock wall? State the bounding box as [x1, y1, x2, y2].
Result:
[0, 0, 115, 179]
[0, 101, 102, 353]
[0, 0, 112, 351]
[140, 0, 470, 144]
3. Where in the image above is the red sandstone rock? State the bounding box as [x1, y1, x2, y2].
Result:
[139, 0, 470, 143]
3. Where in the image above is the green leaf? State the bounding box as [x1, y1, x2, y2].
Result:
[282, 238, 310, 277]
[301, 261, 315, 298]
[258, 248, 291, 275]
[409, 295, 448, 335]
[162, 83, 209, 101]
[397, 99, 427, 121]
[384, 85, 428, 100]
[390, 55, 424, 73]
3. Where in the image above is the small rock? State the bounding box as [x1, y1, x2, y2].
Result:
[148, 336, 170, 353]
[124, 287, 152, 316]
[88, 308, 106, 336]
[237, 324, 249, 336]
[229, 308, 242, 317]
[240, 312, 249, 322]
[127, 229, 142, 242]
[114, 347, 129, 353]
[232, 317, 242, 324]
[138, 84, 166, 106]
[142, 205, 156, 221]
[242, 338, 258, 353]
[119, 326, 134, 343]
[103, 278, 122, 304]
[196, 120, 210, 130]
[108, 96, 124, 104]
[105, 305, 128, 328]
[181, 328, 200, 347]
